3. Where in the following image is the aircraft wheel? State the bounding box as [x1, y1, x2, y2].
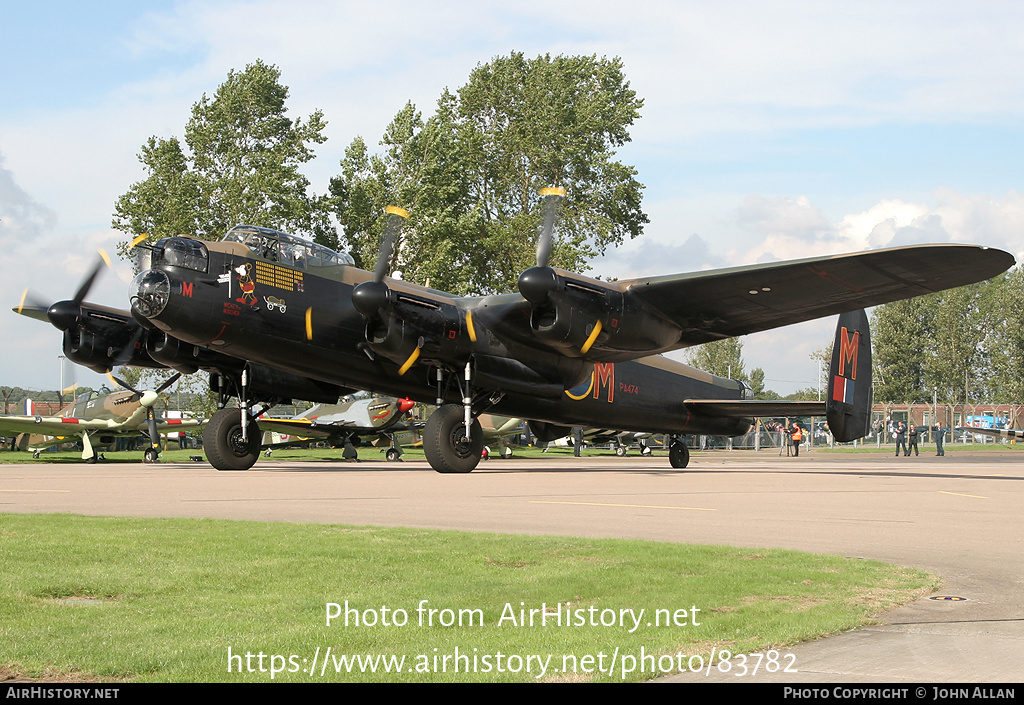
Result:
[85, 454, 98, 465]
[385, 448, 400, 461]
[32, 451, 40, 459]
[503, 446, 513, 459]
[424, 404, 483, 474]
[204, 407, 260, 471]
[143, 448, 159, 464]
[669, 442, 690, 469]
[615, 446, 627, 457]
[641, 444, 652, 456]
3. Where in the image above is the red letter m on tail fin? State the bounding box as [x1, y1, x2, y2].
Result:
[838, 327, 859, 380]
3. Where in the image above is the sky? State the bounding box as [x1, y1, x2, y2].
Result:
[2, 0, 1024, 398]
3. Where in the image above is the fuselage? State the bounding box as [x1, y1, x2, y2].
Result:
[129, 227, 751, 437]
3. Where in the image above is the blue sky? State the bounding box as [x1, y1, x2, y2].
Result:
[2, 0, 1023, 396]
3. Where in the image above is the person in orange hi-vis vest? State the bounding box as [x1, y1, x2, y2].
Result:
[790, 423, 803, 457]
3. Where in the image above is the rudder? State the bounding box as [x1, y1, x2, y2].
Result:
[826, 309, 872, 442]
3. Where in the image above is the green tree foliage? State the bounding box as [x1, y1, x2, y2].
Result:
[113, 60, 332, 258]
[331, 53, 648, 294]
[988, 269, 1024, 402]
[685, 338, 746, 381]
[748, 367, 781, 400]
[871, 278, 1006, 405]
[871, 299, 932, 403]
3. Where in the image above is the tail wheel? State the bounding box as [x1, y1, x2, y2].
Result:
[424, 403, 483, 474]
[669, 441, 690, 469]
[204, 407, 260, 471]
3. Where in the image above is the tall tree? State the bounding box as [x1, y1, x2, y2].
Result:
[871, 298, 932, 403]
[685, 338, 747, 381]
[332, 53, 648, 294]
[114, 60, 332, 258]
[988, 270, 1024, 402]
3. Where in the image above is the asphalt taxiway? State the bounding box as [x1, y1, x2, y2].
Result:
[1, 449, 1020, 683]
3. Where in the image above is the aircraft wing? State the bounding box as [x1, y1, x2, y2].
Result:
[956, 426, 1022, 440]
[623, 244, 1013, 348]
[0, 415, 202, 436]
[257, 417, 361, 440]
[257, 417, 416, 438]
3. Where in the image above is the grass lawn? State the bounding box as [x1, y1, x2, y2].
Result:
[0, 513, 937, 682]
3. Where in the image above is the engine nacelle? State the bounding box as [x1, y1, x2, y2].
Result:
[147, 331, 202, 374]
[209, 364, 352, 405]
[62, 328, 154, 374]
[520, 269, 681, 358]
[364, 294, 466, 369]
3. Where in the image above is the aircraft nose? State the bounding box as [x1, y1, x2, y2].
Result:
[398, 398, 415, 413]
[129, 270, 170, 319]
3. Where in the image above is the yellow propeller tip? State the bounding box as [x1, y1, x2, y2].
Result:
[385, 206, 410, 219]
[539, 187, 566, 197]
[98, 249, 111, 267]
[130, 233, 148, 248]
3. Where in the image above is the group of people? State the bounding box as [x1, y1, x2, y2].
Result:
[892, 420, 946, 457]
[779, 419, 949, 457]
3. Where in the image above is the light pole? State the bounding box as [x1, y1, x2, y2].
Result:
[58, 355, 66, 405]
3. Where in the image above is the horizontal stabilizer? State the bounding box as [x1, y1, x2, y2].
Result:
[683, 400, 825, 417]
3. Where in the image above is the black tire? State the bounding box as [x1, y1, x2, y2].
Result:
[615, 446, 627, 457]
[143, 447, 159, 464]
[385, 448, 400, 461]
[204, 407, 260, 471]
[669, 441, 689, 469]
[423, 404, 483, 474]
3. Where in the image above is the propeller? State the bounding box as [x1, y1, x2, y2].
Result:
[517, 188, 565, 304]
[108, 372, 181, 449]
[45, 250, 112, 331]
[352, 207, 409, 320]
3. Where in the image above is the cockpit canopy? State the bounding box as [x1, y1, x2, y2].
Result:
[223, 225, 354, 269]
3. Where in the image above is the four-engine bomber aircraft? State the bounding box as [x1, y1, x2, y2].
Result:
[16, 190, 1014, 473]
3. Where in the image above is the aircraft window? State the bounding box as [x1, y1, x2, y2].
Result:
[154, 238, 208, 272]
[304, 244, 323, 268]
[222, 225, 353, 267]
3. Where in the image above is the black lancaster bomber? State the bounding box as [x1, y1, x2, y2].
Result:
[18, 190, 1015, 472]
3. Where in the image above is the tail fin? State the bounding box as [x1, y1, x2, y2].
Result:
[826, 309, 872, 442]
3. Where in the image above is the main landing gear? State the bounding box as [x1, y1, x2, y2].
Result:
[669, 437, 690, 469]
[423, 403, 483, 473]
[422, 363, 499, 474]
[204, 367, 268, 471]
[205, 406, 261, 471]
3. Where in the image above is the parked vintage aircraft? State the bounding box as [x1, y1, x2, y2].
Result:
[956, 426, 1023, 442]
[0, 374, 199, 462]
[16, 190, 1014, 473]
[259, 395, 416, 460]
